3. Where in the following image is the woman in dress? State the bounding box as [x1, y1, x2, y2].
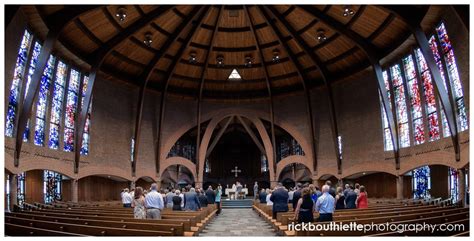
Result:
[294, 187, 314, 223]
[335, 186, 346, 210]
[356, 185, 368, 209]
[131, 187, 146, 219]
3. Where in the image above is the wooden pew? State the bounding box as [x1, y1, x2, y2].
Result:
[5, 223, 85, 236]
[5, 216, 174, 236]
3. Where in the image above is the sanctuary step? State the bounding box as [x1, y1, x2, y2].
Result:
[221, 199, 253, 209]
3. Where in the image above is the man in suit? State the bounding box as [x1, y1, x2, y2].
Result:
[205, 186, 216, 204]
[183, 188, 201, 211]
[259, 189, 267, 203]
[292, 183, 302, 210]
[253, 182, 259, 200]
[236, 182, 243, 199]
[345, 185, 357, 209]
[270, 183, 289, 219]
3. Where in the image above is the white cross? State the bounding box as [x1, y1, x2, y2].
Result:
[231, 166, 241, 177]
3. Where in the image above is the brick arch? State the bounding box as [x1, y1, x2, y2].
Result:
[195, 107, 311, 183]
[276, 155, 312, 181]
[20, 167, 75, 179]
[160, 156, 196, 181]
[135, 176, 156, 183]
[400, 162, 458, 176]
[78, 166, 131, 181]
[341, 164, 398, 179]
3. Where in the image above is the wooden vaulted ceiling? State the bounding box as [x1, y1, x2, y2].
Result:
[27, 5, 416, 99]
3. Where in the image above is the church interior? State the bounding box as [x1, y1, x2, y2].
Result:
[2, 4, 470, 237]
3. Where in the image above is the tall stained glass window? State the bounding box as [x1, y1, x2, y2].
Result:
[64, 69, 80, 152]
[34, 55, 56, 146]
[412, 166, 431, 199]
[17, 172, 26, 207]
[23, 41, 43, 142]
[204, 159, 211, 173]
[429, 35, 451, 137]
[130, 138, 135, 162]
[380, 71, 394, 151]
[390, 64, 410, 147]
[403, 55, 425, 145]
[337, 135, 343, 160]
[261, 154, 268, 173]
[448, 168, 459, 203]
[80, 75, 91, 155]
[43, 170, 62, 203]
[49, 61, 67, 149]
[415, 49, 440, 141]
[435, 22, 468, 132]
[6, 30, 33, 137]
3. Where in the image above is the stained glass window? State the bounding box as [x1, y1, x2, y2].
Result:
[23, 41, 43, 142]
[80, 75, 91, 155]
[64, 69, 80, 152]
[43, 170, 62, 203]
[6, 174, 10, 211]
[17, 172, 26, 207]
[49, 61, 67, 149]
[436, 22, 468, 132]
[403, 55, 425, 145]
[337, 135, 343, 160]
[261, 154, 268, 173]
[34, 55, 56, 146]
[204, 159, 211, 173]
[413, 166, 431, 199]
[380, 71, 394, 151]
[390, 64, 410, 147]
[130, 138, 135, 162]
[429, 35, 451, 138]
[6, 30, 33, 137]
[448, 168, 458, 203]
[276, 137, 305, 162]
[415, 49, 440, 141]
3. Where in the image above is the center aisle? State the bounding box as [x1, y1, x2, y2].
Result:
[199, 209, 277, 236]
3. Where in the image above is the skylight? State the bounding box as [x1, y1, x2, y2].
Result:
[228, 69, 242, 80]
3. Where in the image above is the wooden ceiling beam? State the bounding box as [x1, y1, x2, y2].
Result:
[153, 6, 210, 177]
[13, 6, 99, 167]
[244, 5, 277, 179]
[196, 5, 223, 180]
[258, 5, 319, 173]
[298, 5, 401, 170]
[267, 5, 342, 174]
[74, 6, 175, 174]
[131, 6, 202, 177]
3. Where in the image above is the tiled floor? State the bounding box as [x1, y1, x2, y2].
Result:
[199, 209, 276, 236]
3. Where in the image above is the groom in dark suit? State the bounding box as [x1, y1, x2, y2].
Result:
[270, 183, 289, 219]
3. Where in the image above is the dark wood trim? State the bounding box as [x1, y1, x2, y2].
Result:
[74, 18, 103, 46]
[150, 22, 171, 36]
[282, 6, 296, 17]
[324, 47, 358, 65]
[296, 19, 318, 35]
[173, 8, 187, 19]
[368, 13, 395, 41]
[111, 50, 146, 68]
[102, 7, 123, 31]
[345, 5, 366, 28]
[134, 5, 145, 16]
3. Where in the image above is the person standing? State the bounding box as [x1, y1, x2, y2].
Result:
[270, 183, 289, 219]
[236, 182, 243, 199]
[343, 184, 351, 197]
[345, 185, 357, 209]
[131, 187, 146, 219]
[335, 186, 346, 210]
[172, 190, 183, 211]
[266, 189, 273, 206]
[315, 185, 335, 222]
[215, 184, 222, 215]
[326, 180, 336, 198]
[253, 182, 259, 199]
[184, 188, 201, 211]
[259, 189, 267, 203]
[145, 183, 164, 219]
[198, 190, 208, 207]
[165, 189, 176, 208]
[356, 186, 368, 209]
[294, 187, 314, 223]
[292, 183, 302, 210]
[122, 188, 132, 208]
[354, 183, 360, 196]
[205, 186, 216, 204]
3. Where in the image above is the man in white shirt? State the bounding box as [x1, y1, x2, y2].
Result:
[121, 188, 133, 208]
[145, 183, 164, 219]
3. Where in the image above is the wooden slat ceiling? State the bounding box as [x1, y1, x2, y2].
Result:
[27, 5, 422, 99]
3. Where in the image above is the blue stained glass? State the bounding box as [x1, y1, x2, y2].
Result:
[64, 69, 80, 152]
[34, 55, 56, 146]
[48, 61, 67, 149]
[22, 41, 42, 142]
[413, 166, 431, 199]
[43, 170, 62, 204]
[448, 168, 458, 203]
[80, 76, 91, 155]
[6, 30, 33, 137]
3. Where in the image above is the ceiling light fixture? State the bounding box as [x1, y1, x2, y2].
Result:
[189, 51, 197, 64]
[216, 55, 224, 67]
[272, 48, 280, 63]
[317, 28, 327, 43]
[244, 54, 253, 67]
[143, 32, 153, 47]
[343, 6, 355, 17]
[115, 6, 128, 22]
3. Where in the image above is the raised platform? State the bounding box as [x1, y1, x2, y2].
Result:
[221, 198, 254, 209]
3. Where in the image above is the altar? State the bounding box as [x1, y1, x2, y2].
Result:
[225, 188, 248, 200]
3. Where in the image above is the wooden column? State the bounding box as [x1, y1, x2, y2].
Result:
[396, 175, 404, 200]
[71, 179, 78, 203]
[9, 174, 18, 210]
